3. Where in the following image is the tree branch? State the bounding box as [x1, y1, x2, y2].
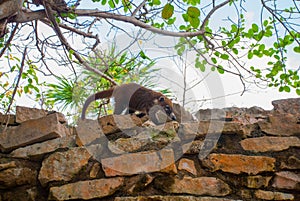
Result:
[200, 0, 230, 31]
[74, 9, 206, 37]
[42, 2, 117, 86]
[0, 23, 18, 57]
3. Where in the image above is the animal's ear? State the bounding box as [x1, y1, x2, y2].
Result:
[159, 96, 165, 102]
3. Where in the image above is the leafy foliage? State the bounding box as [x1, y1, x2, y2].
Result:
[0, 0, 299, 116]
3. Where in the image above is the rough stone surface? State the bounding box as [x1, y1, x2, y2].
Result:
[124, 174, 154, 194]
[1, 102, 300, 201]
[157, 176, 231, 196]
[272, 98, 300, 114]
[0, 160, 16, 170]
[244, 175, 272, 188]
[16, 106, 48, 123]
[203, 154, 276, 175]
[272, 171, 300, 190]
[0, 112, 15, 125]
[10, 135, 76, 159]
[0, 187, 39, 201]
[89, 163, 101, 178]
[115, 196, 242, 201]
[258, 113, 300, 136]
[255, 190, 295, 200]
[240, 136, 300, 152]
[98, 114, 143, 135]
[178, 158, 197, 175]
[179, 121, 254, 140]
[76, 119, 105, 146]
[280, 156, 300, 170]
[0, 113, 68, 152]
[16, 106, 67, 123]
[173, 103, 196, 123]
[38, 147, 91, 186]
[0, 167, 37, 189]
[182, 140, 204, 154]
[49, 177, 124, 200]
[101, 149, 177, 176]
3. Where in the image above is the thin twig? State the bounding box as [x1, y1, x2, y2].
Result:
[2, 47, 27, 131]
[0, 23, 19, 58]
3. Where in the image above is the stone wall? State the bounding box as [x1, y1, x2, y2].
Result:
[0, 98, 299, 201]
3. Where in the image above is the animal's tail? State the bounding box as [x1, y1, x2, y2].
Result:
[81, 88, 114, 119]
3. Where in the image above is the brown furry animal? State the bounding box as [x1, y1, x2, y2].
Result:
[81, 83, 176, 123]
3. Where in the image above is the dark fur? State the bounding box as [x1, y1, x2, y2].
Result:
[81, 83, 176, 121]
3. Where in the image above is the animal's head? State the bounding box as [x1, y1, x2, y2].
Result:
[154, 95, 177, 121]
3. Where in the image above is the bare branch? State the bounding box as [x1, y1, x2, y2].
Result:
[42, 3, 118, 86]
[5, 47, 26, 119]
[0, 23, 18, 57]
[200, 0, 230, 31]
[74, 9, 206, 37]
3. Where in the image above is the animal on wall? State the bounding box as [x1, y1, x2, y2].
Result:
[81, 83, 177, 124]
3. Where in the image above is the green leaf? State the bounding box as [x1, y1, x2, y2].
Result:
[189, 17, 200, 28]
[152, 0, 161, 5]
[231, 24, 238, 33]
[182, 14, 189, 22]
[217, 65, 225, 74]
[220, 54, 229, 60]
[187, 6, 200, 18]
[195, 58, 205, 72]
[162, 3, 174, 19]
[252, 24, 259, 33]
[296, 89, 300, 95]
[232, 48, 238, 54]
[166, 17, 176, 25]
[248, 51, 253, 59]
[294, 46, 300, 53]
[211, 57, 217, 64]
[24, 86, 29, 93]
[284, 86, 291, 92]
[108, 0, 115, 8]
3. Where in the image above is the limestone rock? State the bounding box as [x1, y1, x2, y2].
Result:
[182, 140, 204, 154]
[16, 106, 67, 123]
[179, 121, 254, 140]
[0, 113, 68, 152]
[0, 112, 15, 125]
[98, 114, 143, 135]
[172, 103, 195, 123]
[0, 187, 39, 201]
[38, 147, 91, 187]
[244, 175, 272, 188]
[0, 160, 16, 170]
[101, 149, 177, 176]
[281, 156, 300, 170]
[76, 119, 105, 146]
[258, 113, 300, 136]
[10, 135, 76, 159]
[255, 190, 295, 200]
[272, 98, 300, 114]
[115, 196, 242, 201]
[124, 174, 154, 194]
[89, 163, 101, 178]
[0, 167, 37, 189]
[203, 154, 275, 175]
[156, 176, 231, 196]
[240, 136, 300, 152]
[49, 177, 124, 200]
[178, 158, 197, 175]
[272, 171, 300, 190]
